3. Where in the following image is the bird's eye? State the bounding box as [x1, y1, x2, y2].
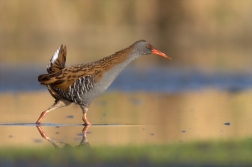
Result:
[146, 44, 151, 49]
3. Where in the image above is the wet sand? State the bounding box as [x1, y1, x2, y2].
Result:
[0, 90, 251, 147]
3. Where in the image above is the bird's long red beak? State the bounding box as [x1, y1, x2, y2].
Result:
[152, 49, 171, 59]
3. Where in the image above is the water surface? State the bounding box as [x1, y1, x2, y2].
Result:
[0, 90, 251, 148]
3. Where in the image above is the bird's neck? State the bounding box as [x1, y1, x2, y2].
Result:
[92, 44, 141, 89]
[96, 43, 140, 72]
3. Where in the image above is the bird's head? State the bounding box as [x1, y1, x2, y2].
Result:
[135, 40, 171, 59]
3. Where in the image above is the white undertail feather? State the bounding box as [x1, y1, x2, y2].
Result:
[51, 47, 60, 63]
[47, 46, 60, 69]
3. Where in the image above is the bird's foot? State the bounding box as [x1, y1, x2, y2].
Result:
[84, 121, 91, 126]
[36, 111, 47, 124]
[82, 118, 91, 126]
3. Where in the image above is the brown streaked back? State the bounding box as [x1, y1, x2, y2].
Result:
[39, 41, 139, 90]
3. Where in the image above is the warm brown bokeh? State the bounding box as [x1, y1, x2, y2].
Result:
[0, 0, 251, 148]
[0, 0, 251, 71]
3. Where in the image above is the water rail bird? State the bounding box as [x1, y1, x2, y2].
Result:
[36, 40, 170, 125]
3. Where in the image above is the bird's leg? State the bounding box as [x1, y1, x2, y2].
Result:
[36, 111, 48, 124]
[83, 113, 91, 125]
[36, 99, 70, 124]
[80, 106, 91, 125]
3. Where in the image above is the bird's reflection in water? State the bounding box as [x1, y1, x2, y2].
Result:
[36, 125, 90, 149]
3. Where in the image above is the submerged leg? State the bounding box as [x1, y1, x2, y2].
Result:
[36, 99, 71, 124]
[80, 106, 91, 125]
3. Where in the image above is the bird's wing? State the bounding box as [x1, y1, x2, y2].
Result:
[47, 45, 67, 74]
[38, 63, 103, 90]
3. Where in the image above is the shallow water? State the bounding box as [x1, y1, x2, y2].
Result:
[0, 67, 251, 148]
[0, 90, 251, 148]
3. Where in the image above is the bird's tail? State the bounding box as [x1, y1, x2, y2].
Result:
[38, 45, 66, 85]
[47, 45, 67, 74]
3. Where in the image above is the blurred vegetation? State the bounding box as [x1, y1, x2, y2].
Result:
[0, 0, 251, 72]
[1, 139, 252, 167]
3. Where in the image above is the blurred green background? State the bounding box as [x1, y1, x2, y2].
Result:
[1, 0, 251, 72]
